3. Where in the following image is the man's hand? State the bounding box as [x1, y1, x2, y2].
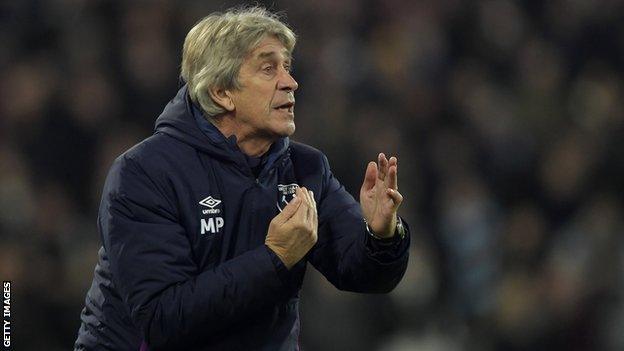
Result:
[265, 187, 318, 269]
[360, 153, 403, 238]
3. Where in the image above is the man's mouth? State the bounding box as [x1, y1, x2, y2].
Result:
[274, 101, 295, 113]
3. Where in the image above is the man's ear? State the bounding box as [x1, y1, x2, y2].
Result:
[209, 86, 235, 112]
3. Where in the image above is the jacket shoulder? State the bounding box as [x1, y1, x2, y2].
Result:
[122, 132, 190, 167]
[110, 132, 194, 186]
[103, 133, 184, 212]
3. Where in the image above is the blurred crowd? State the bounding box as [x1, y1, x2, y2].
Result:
[1, 0, 623, 350]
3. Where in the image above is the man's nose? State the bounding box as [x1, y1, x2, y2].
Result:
[277, 70, 299, 92]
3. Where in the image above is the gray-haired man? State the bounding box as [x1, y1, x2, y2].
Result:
[75, 7, 409, 350]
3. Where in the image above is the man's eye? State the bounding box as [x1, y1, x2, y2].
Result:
[284, 65, 291, 73]
[263, 66, 274, 73]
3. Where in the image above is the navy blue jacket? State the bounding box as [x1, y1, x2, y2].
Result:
[75, 86, 410, 350]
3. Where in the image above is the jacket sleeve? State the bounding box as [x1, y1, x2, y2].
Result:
[100, 155, 288, 350]
[307, 155, 410, 293]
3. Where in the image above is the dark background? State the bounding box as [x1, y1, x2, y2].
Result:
[1, 0, 623, 350]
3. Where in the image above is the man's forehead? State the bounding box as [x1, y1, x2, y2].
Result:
[250, 38, 292, 60]
[255, 50, 292, 60]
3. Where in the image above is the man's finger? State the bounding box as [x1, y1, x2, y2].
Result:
[310, 190, 318, 227]
[388, 156, 397, 169]
[387, 162, 398, 190]
[309, 190, 317, 212]
[378, 153, 388, 181]
[386, 188, 403, 209]
[361, 161, 377, 192]
[304, 189, 314, 224]
[276, 193, 302, 224]
[298, 188, 310, 221]
[293, 187, 309, 221]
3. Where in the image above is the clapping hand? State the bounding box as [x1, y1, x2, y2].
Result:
[359, 153, 403, 238]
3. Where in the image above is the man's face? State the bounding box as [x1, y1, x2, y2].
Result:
[228, 36, 298, 139]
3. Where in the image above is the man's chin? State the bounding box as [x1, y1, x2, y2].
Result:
[275, 121, 296, 137]
[262, 119, 295, 139]
[284, 123, 296, 137]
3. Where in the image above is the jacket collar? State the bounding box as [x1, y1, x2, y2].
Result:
[155, 84, 290, 175]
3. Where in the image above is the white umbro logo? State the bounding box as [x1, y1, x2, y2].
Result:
[199, 196, 221, 209]
[199, 196, 223, 235]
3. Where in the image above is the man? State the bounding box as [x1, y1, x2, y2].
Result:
[75, 7, 409, 351]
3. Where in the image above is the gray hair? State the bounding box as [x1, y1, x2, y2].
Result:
[181, 6, 297, 117]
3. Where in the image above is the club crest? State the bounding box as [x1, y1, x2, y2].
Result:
[277, 183, 300, 211]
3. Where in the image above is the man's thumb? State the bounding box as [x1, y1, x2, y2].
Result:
[276, 195, 301, 223]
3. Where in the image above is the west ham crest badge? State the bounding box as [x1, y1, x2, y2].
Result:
[277, 183, 300, 211]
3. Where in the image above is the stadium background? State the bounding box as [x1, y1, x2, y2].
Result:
[1, 0, 624, 350]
